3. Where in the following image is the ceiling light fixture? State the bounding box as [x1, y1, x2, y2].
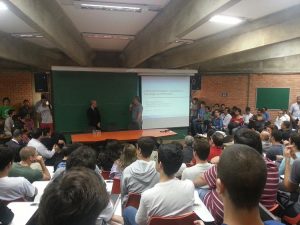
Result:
[0, 2, 8, 11]
[174, 39, 194, 45]
[73, 1, 161, 12]
[12, 33, 44, 38]
[82, 32, 135, 40]
[209, 15, 244, 25]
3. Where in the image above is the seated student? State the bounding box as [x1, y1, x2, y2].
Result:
[228, 108, 244, 134]
[27, 128, 59, 159]
[22, 113, 34, 132]
[221, 107, 232, 130]
[171, 141, 187, 178]
[281, 147, 300, 220]
[194, 128, 279, 225]
[121, 137, 159, 205]
[279, 132, 300, 175]
[123, 143, 195, 225]
[211, 110, 223, 131]
[262, 107, 271, 123]
[98, 140, 123, 172]
[38, 167, 110, 225]
[182, 135, 194, 163]
[0, 147, 37, 202]
[53, 143, 82, 172]
[192, 102, 206, 134]
[5, 129, 25, 162]
[8, 146, 50, 183]
[4, 109, 15, 137]
[243, 106, 253, 125]
[207, 131, 224, 162]
[182, 139, 212, 181]
[51, 146, 122, 224]
[110, 143, 137, 179]
[194, 145, 284, 225]
[249, 109, 266, 132]
[275, 110, 289, 129]
[280, 121, 294, 141]
[266, 130, 284, 162]
[260, 130, 272, 153]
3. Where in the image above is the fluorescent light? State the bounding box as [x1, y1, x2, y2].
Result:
[82, 32, 135, 40]
[12, 33, 44, 38]
[0, 2, 8, 11]
[80, 3, 141, 12]
[209, 15, 244, 25]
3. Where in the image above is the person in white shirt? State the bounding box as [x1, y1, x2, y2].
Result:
[4, 109, 15, 137]
[0, 146, 37, 202]
[123, 143, 195, 225]
[283, 109, 290, 121]
[182, 139, 212, 181]
[275, 110, 289, 129]
[289, 96, 300, 128]
[243, 106, 253, 125]
[27, 128, 58, 159]
[222, 107, 232, 129]
[36, 96, 53, 134]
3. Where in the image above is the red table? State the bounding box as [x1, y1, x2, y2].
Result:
[71, 129, 177, 143]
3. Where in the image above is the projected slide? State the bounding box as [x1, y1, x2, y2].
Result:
[141, 76, 190, 129]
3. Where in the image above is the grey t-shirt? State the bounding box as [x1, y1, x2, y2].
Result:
[290, 158, 300, 210]
[132, 103, 143, 122]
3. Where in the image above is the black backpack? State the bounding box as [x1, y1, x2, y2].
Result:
[0, 201, 14, 225]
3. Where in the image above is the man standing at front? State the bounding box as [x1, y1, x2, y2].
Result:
[129, 96, 143, 130]
[289, 96, 300, 128]
[87, 100, 101, 130]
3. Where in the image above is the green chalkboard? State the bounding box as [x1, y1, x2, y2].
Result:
[256, 88, 290, 110]
[52, 71, 139, 133]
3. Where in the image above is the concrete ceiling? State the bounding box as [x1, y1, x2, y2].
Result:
[0, 0, 299, 72]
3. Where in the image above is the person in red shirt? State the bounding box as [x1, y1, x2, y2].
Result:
[207, 131, 224, 162]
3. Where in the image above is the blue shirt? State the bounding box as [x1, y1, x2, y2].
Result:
[263, 112, 270, 121]
[197, 108, 205, 120]
[212, 117, 223, 130]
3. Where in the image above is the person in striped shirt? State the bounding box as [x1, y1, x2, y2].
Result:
[194, 144, 283, 225]
[194, 128, 279, 225]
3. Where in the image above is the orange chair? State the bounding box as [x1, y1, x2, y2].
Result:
[111, 178, 121, 194]
[268, 203, 280, 215]
[148, 212, 199, 225]
[125, 193, 141, 209]
[101, 170, 111, 180]
[283, 214, 300, 225]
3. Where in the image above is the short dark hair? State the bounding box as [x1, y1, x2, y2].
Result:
[62, 143, 82, 157]
[245, 106, 251, 112]
[38, 167, 109, 225]
[170, 141, 183, 151]
[271, 130, 283, 142]
[207, 129, 217, 141]
[66, 146, 97, 170]
[13, 129, 22, 138]
[2, 97, 10, 104]
[137, 137, 155, 158]
[158, 144, 183, 177]
[234, 128, 263, 154]
[212, 132, 224, 147]
[235, 108, 242, 114]
[23, 99, 29, 103]
[31, 128, 43, 139]
[0, 147, 14, 171]
[8, 109, 14, 116]
[282, 121, 291, 129]
[290, 133, 300, 150]
[193, 139, 210, 161]
[218, 144, 267, 209]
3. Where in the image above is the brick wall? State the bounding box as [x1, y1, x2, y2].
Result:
[0, 71, 34, 108]
[192, 74, 300, 121]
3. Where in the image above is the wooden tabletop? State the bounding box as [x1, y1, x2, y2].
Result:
[71, 129, 177, 143]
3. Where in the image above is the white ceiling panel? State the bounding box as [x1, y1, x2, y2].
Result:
[61, 6, 159, 34]
[224, 0, 300, 20]
[0, 10, 35, 33]
[84, 37, 130, 51]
